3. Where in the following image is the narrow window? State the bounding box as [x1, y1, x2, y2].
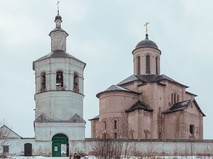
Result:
[114, 132, 117, 139]
[74, 72, 79, 93]
[174, 93, 176, 103]
[146, 55, 150, 74]
[104, 121, 106, 130]
[41, 72, 46, 92]
[189, 125, 194, 134]
[3, 145, 9, 153]
[56, 71, 63, 87]
[114, 120, 117, 129]
[171, 93, 173, 104]
[156, 57, 158, 75]
[137, 56, 140, 75]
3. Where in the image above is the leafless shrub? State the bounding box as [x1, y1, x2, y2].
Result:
[90, 139, 123, 159]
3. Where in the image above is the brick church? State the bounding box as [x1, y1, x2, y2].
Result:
[90, 31, 205, 140]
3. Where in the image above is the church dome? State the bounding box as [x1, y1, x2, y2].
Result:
[135, 34, 158, 50]
[55, 15, 62, 21]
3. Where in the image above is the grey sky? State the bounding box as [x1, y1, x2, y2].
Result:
[0, 0, 213, 139]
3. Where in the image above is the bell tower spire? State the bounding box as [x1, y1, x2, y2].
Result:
[49, 1, 68, 52]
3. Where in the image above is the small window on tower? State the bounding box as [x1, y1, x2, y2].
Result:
[41, 72, 46, 92]
[56, 71, 63, 87]
[74, 72, 79, 93]
[156, 57, 158, 75]
[146, 55, 150, 74]
[137, 56, 140, 75]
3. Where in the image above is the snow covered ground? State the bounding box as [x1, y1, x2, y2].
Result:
[7, 156, 213, 159]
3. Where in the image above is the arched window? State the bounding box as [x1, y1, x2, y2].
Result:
[74, 72, 79, 93]
[137, 56, 140, 75]
[146, 55, 150, 74]
[56, 71, 63, 87]
[114, 120, 117, 129]
[171, 93, 179, 104]
[114, 132, 117, 139]
[189, 125, 195, 135]
[156, 57, 158, 75]
[41, 72, 46, 92]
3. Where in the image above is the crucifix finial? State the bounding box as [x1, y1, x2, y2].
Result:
[144, 22, 150, 34]
[57, 0, 60, 15]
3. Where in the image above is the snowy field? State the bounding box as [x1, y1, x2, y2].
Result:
[6, 156, 213, 159]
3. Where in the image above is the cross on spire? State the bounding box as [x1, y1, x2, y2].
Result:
[57, 0, 60, 15]
[144, 22, 150, 34]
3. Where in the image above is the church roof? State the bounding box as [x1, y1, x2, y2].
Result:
[163, 99, 205, 116]
[49, 27, 69, 36]
[133, 34, 161, 52]
[125, 100, 153, 113]
[96, 85, 139, 98]
[117, 74, 188, 88]
[33, 50, 86, 65]
[88, 115, 99, 121]
[0, 125, 22, 139]
[34, 113, 86, 123]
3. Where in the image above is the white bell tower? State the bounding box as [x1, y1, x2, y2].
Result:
[32, 10, 86, 144]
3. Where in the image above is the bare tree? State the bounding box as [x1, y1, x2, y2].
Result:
[90, 139, 123, 159]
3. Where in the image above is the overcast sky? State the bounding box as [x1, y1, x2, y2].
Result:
[0, 0, 213, 139]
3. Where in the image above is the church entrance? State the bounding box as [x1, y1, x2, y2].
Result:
[52, 134, 69, 157]
[24, 143, 32, 156]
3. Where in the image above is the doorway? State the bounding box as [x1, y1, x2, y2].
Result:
[52, 134, 69, 157]
[24, 143, 32, 156]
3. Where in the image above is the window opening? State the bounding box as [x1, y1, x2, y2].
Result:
[41, 72, 46, 92]
[189, 125, 194, 134]
[137, 56, 140, 75]
[146, 55, 150, 74]
[74, 72, 79, 93]
[174, 93, 176, 103]
[3, 145, 9, 153]
[156, 57, 158, 75]
[56, 71, 63, 87]
[114, 120, 117, 129]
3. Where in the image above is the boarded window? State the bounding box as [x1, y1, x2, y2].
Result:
[56, 71, 63, 87]
[3, 145, 9, 153]
[137, 56, 140, 75]
[41, 72, 46, 92]
[146, 55, 150, 74]
[74, 72, 79, 93]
